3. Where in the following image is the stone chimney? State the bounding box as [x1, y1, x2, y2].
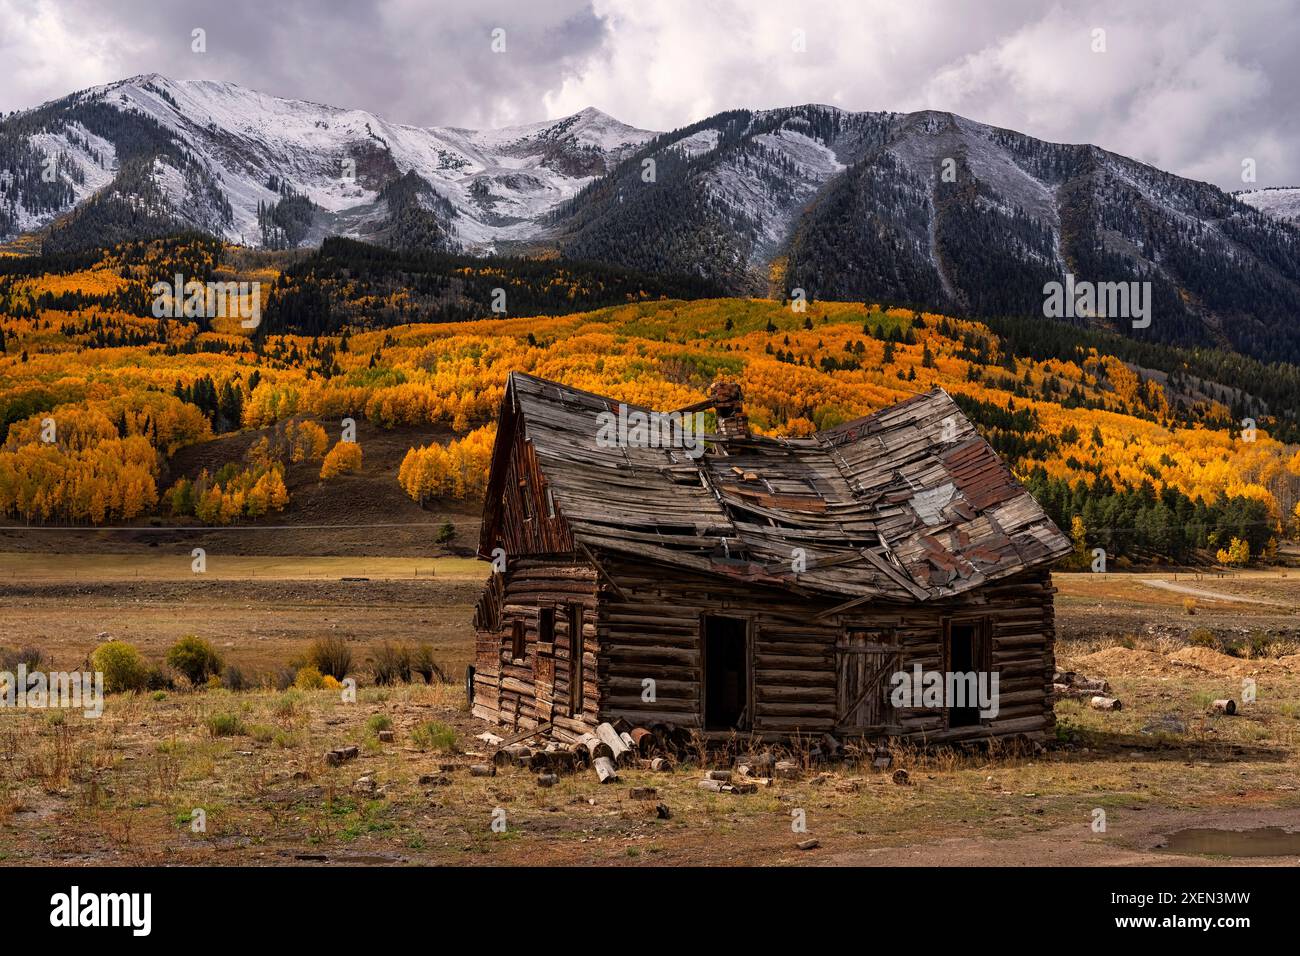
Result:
[708, 381, 750, 440]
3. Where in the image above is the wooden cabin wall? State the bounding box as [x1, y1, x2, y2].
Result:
[471, 558, 599, 740]
[485, 428, 574, 557]
[595, 556, 1057, 743]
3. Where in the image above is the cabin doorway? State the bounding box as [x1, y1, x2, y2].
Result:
[945, 618, 989, 728]
[703, 615, 750, 730]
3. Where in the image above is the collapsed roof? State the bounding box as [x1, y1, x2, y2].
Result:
[480, 372, 1071, 602]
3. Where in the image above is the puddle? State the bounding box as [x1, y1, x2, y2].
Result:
[1157, 827, 1300, 858]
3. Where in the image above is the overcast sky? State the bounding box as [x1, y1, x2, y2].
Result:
[2, 0, 1295, 190]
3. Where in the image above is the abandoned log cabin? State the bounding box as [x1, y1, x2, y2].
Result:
[473, 371, 1072, 744]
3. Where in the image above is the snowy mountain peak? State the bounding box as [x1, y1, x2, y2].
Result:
[2, 75, 658, 252]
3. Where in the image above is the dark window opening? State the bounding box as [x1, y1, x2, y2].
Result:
[519, 479, 533, 521]
[704, 615, 750, 731]
[545, 486, 556, 518]
[510, 619, 525, 662]
[946, 619, 988, 727]
[538, 607, 555, 645]
[567, 605, 583, 716]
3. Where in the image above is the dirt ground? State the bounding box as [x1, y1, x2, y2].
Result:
[1, 556, 1298, 866]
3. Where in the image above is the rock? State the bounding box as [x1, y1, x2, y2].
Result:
[797, 838, 820, 850]
[353, 775, 377, 795]
[377, 730, 395, 743]
[892, 769, 911, 786]
[655, 803, 672, 820]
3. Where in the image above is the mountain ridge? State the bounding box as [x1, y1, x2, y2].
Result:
[3, 75, 1300, 361]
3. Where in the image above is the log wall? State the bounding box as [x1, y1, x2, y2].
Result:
[594, 556, 1057, 743]
[471, 558, 599, 740]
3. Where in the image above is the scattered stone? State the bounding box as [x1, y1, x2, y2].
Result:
[797, 838, 820, 851]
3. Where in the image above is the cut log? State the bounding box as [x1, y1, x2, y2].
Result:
[536, 773, 558, 787]
[475, 731, 504, 747]
[630, 727, 655, 757]
[650, 757, 674, 773]
[1209, 699, 1237, 715]
[593, 756, 620, 784]
[470, 764, 496, 777]
[596, 722, 632, 765]
[1089, 696, 1122, 711]
[578, 733, 613, 762]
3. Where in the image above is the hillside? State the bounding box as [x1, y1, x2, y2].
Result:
[1, 236, 1298, 567]
[4, 78, 1300, 362]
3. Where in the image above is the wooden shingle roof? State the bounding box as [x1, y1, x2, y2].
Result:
[481, 372, 1070, 601]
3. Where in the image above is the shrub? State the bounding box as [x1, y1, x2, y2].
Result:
[411, 720, 457, 752]
[248, 723, 277, 743]
[267, 665, 296, 691]
[366, 714, 393, 734]
[221, 665, 248, 691]
[166, 636, 223, 686]
[320, 441, 362, 479]
[1182, 598, 1197, 615]
[273, 690, 302, 718]
[0, 645, 45, 671]
[1188, 628, 1218, 649]
[412, 644, 446, 684]
[294, 665, 325, 690]
[322, 674, 341, 690]
[435, 521, 455, 544]
[205, 712, 245, 737]
[308, 636, 352, 679]
[91, 640, 148, 693]
[372, 642, 412, 685]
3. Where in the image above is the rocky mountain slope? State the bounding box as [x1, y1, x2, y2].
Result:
[3, 76, 1299, 361]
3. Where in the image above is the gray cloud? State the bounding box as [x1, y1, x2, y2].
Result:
[2, 0, 1295, 189]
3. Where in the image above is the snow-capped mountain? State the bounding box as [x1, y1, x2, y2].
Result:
[1236, 186, 1300, 224]
[0, 74, 654, 252]
[3, 74, 1300, 362]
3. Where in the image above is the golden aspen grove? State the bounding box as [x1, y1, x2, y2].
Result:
[2, 237, 1297, 565]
